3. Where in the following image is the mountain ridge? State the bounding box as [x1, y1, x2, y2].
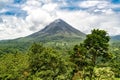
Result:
[111, 35, 120, 42]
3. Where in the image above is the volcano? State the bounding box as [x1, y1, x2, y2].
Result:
[25, 19, 86, 42]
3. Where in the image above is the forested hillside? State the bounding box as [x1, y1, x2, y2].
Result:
[0, 29, 120, 80]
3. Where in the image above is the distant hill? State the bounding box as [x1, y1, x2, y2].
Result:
[111, 35, 120, 42]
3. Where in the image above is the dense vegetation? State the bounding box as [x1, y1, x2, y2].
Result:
[0, 29, 120, 80]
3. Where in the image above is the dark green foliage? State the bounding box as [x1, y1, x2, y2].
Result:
[109, 44, 120, 78]
[84, 29, 110, 53]
[0, 41, 32, 54]
[0, 53, 29, 80]
[71, 44, 88, 71]
[71, 29, 113, 80]
[84, 29, 111, 62]
[70, 44, 90, 80]
[84, 29, 111, 79]
[28, 43, 73, 80]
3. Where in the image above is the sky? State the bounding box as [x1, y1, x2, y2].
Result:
[0, 0, 120, 40]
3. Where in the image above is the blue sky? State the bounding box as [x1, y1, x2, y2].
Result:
[0, 0, 120, 40]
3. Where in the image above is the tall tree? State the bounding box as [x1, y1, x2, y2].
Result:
[71, 29, 111, 80]
[84, 29, 110, 80]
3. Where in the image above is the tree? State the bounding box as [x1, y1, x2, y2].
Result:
[84, 29, 110, 80]
[71, 44, 88, 80]
[71, 29, 111, 80]
[29, 43, 73, 80]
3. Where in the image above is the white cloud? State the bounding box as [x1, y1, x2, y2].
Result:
[42, 3, 58, 12]
[25, 0, 42, 7]
[0, 16, 33, 40]
[79, 1, 100, 8]
[21, 0, 61, 32]
[79, 0, 113, 14]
